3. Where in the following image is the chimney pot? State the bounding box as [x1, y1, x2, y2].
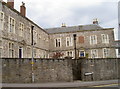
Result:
[93, 18, 98, 25]
[61, 23, 66, 27]
[7, 0, 14, 8]
[20, 2, 26, 17]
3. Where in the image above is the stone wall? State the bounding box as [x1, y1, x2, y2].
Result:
[2, 58, 119, 83]
[2, 58, 73, 83]
[73, 58, 119, 81]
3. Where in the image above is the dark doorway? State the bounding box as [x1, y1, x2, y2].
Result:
[19, 47, 23, 58]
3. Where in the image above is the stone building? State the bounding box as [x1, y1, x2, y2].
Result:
[0, 1, 49, 58]
[0, 0, 116, 59]
[115, 40, 120, 58]
[46, 23, 116, 58]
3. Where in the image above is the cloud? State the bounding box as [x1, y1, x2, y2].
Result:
[3, 0, 119, 40]
[3, 0, 118, 26]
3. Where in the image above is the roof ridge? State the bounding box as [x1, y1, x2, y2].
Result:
[45, 24, 103, 30]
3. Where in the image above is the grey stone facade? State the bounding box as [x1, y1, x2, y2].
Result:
[0, 2, 49, 58]
[0, 1, 116, 59]
[48, 28, 116, 58]
[115, 40, 120, 58]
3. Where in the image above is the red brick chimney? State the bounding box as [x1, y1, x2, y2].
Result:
[20, 2, 26, 17]
[7, 0, 14, 8]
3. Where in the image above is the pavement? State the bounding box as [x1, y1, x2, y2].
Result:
[1, 80, 119, 88]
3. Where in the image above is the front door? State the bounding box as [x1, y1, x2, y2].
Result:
[19, 47, 23, 58]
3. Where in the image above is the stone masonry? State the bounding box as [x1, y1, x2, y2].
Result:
[0, 1, 117, 59]
[2, 58, 73, 83]
[2, 58, 119, 83]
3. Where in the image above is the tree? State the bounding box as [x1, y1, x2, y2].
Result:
[52, 52, 64, 58]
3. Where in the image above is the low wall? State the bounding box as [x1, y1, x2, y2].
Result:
[2, 58, 73, 83]
[73, 58, 119, 81]
[2, 58, 119, 83]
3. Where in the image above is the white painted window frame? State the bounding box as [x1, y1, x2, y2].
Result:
[103, 48, 110, 58]
[55, 38, 61, 47]
[91, 49, 98, 58]
[101, 34, 109, 44]
[0, 11, 4, 31]
[8, 16, 15, 33]
[19, 22, 24, 37]
[90, 35, 97, 45]
[66, 37, 73, 47]
[79, 50, 85, 57]
[66, 37, 70, 47]
[8, 42, 14, 58]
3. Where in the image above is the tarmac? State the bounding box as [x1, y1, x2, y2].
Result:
[1, 79, 119, 88]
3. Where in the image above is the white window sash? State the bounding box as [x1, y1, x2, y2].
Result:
[95, 35, 97, 44]
[90, 35, 97, 45]
[90, 36, 92, 45]
[101, 34, 109, 44]
[8, 16, 15, 33]
[66, 37, 69, 47]
[55, 38, 61, 47]
[91, 49, 98, 58]
[103, 48, 109, 58]
[106, 35, 109, 43]
[19, 22, 24, 36]
[70, 37, 73, 46]
[0, 11, 4, 30]
[9, 42, 14, 58]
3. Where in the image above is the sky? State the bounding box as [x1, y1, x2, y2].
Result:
[3, 0, 120, 40]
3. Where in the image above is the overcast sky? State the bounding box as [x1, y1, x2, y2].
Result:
[4, 0, 120, 40]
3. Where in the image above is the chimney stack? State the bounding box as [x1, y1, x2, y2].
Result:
[7, 0, 14, 8]
[20, 2, 26, 17]
[93, 18, 98, 25]
[61, 23, 66, 27]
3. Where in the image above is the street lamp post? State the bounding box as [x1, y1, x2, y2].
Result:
[31, 25, 35, 83]
[73, 34, 77, 59]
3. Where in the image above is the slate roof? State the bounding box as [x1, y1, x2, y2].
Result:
[45, 24, 104, 34]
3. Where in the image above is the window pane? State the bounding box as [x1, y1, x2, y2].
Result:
[80, 51, 85, 57]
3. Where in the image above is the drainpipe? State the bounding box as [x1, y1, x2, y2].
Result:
[31, 25, 35, 83]
[73, 34, 77, 59]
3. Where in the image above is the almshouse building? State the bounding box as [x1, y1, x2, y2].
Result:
[0, 1, 49, 58]
[0, 0, 116, 59]
[47, 24, 116, 58]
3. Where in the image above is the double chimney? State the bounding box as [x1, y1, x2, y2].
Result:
[7, 0, 26, 17]
[93, 18, 98, 25]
